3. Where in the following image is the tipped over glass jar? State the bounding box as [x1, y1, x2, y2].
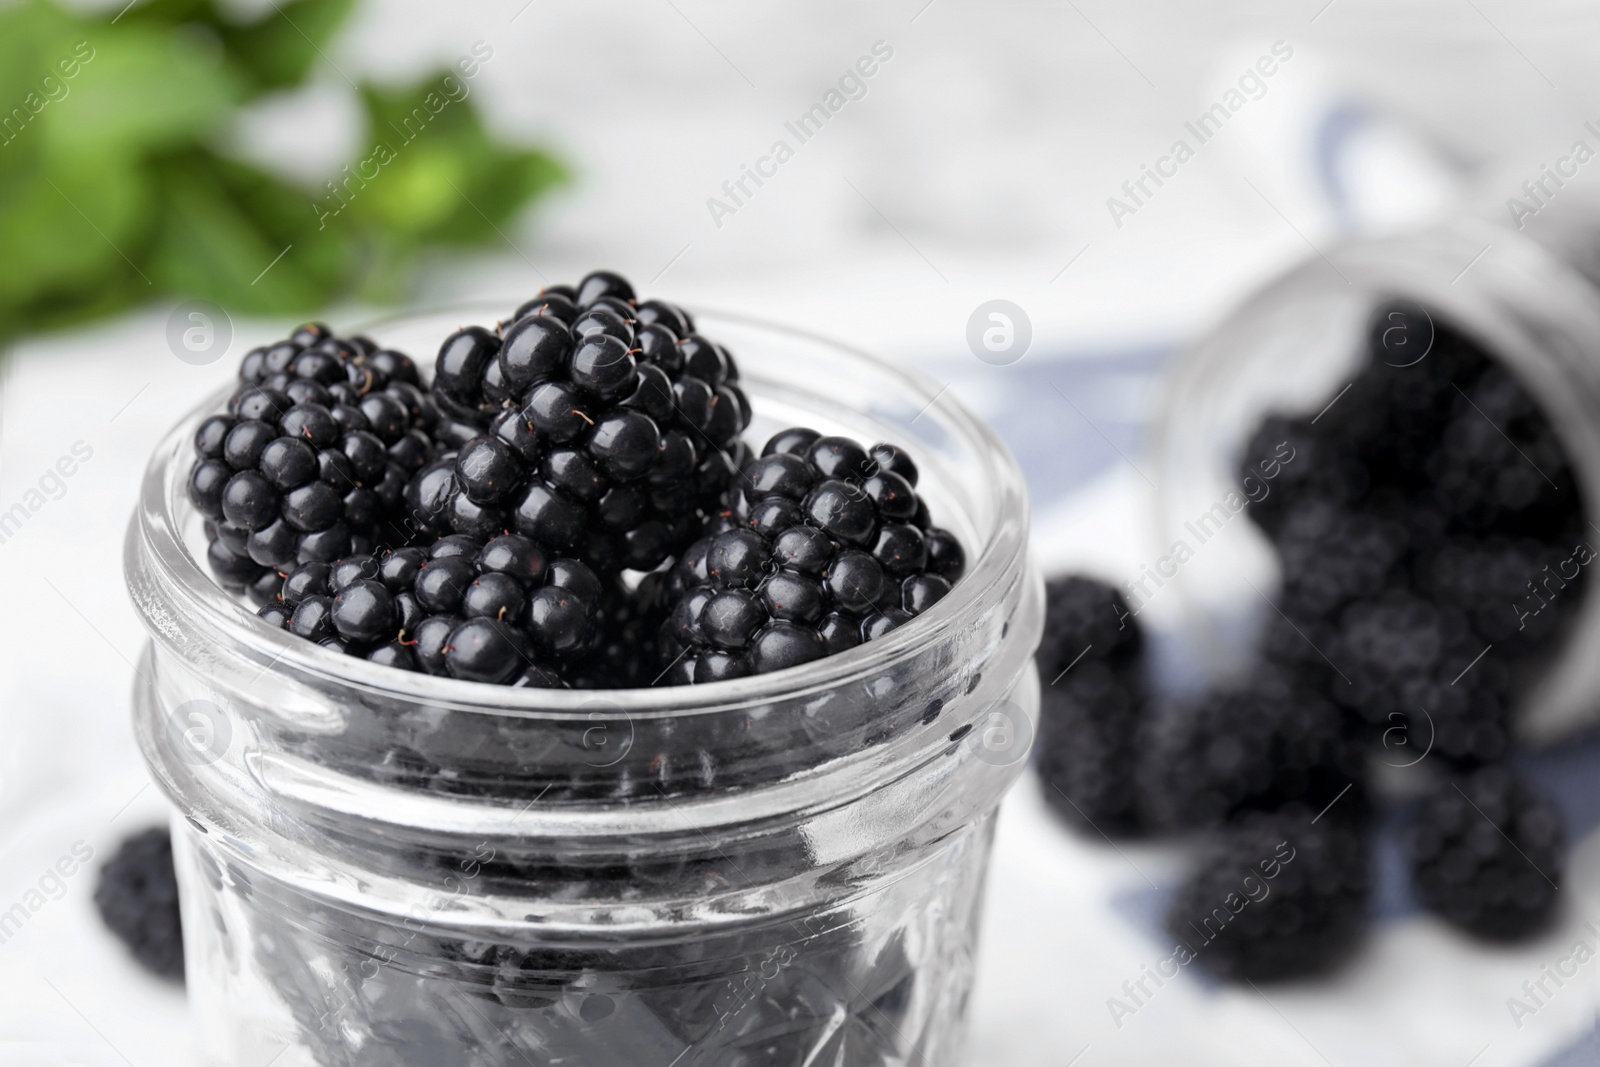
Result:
[1152, 211, 1600, 746]
[125, 307, 1042, 1067]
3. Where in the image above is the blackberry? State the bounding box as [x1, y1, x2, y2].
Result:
[1036, 659, 1148, 837]
[273, 535, 598, 685]
[569, 580, 671, 689]
[1426, 363, 1578, 537]
[1166, 811, 1370, 982]
[655, 428, 965, 683]
[1237, 417, 1368, 538]
[1272, 501, 1407, 620]
[1409, 765, 1563, 941]
[1033, 576, 1147, 836]
[410, 271, 752, 575]
[1313, 307, 1495, 484]
[94, 827, 184, 981]
[188, 324, 436, 600]
[1329, 592, 1470, 728]
[1413, 534, 1581, 653]
[1140, 667, 1365, 833]
[1036, 574, 1141, 672]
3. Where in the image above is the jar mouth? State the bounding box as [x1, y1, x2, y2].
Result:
[129, 305, 1032, 720]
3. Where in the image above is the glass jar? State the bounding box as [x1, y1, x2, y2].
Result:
[124, 307, 1042, 1067]
[1150, 216, 1600, 744]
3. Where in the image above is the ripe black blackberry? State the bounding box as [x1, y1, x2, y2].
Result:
[189, 323, 436, 604]
[1036, 659, 1148, 837]
[1140, 667, 1366, 833]
[1033, 576, 1148, 836]
[1166, 811, 1370, 982]
[1037, 574, 1141, 672]
[265, 534, 599, 685]
[1409, 765, 1564, 941]
[1236, 417, 1367, 538]
[1412, 533, 1581, 654]
[94, 827, 184, 981]
[1426, 363, 1579, 538]
[410, 270, 752, 575]
[1271, 501, 1408, 620]
[656, 429, 965, 683]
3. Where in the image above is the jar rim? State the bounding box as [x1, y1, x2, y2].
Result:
[129, 305, 1032, 720]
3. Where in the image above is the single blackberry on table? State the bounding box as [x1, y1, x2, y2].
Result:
[410, 270, 752, 575]
[1033, 576, 1148, 836]
[1139, 667, 1366, 833]
[188, 324, 437, 602]
[1166, 811, 1370, 982]
[94, 827, 184, 981]
[1036, 659, 1148, 837]
[655, 428, 965, 683]
[1409, 765, 1564, 941]
[1037, 574, 1141, 672]
[272, 535, 598, 685]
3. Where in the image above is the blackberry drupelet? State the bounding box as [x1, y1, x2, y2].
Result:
[1166, 811, 1370, 982]
[1140, 667, 1366, 833]
[94, 827, 184, 981]
[271, 535, 599, 685]
[655, 428, 965, 683]
[1409, 765, 1564, 941]
[189, 324, 436, 603]
[409, 270, 752, 575]
[1033, 576, 1148, 836]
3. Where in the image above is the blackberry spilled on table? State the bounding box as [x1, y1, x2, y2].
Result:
[1409, 765, 1564, 941]
[1140, 667, 1366, 833]
[189, 323, 436, 605]
[411, 270, 752, 575]
[263, 534, 599, 685]
[1166, 811, 1370, 983]
[1032, 576, 1149, 837]
[1222, 300, 1585, 959]
[654, 428, 965, 683]
[94, 827, 184, 982]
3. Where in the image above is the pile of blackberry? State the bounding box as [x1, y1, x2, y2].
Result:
[189, 323, 436, 607]
[412, 270, 752, 576]
[1036, 302, 1582, 980]
[650, 429, 965, 683]
[182, 272, 967, 692]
